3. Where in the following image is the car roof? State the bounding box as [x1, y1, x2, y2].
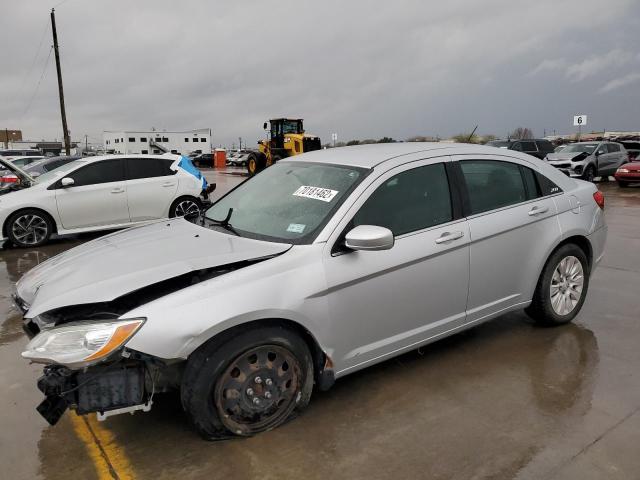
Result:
[283, 142, 539, 168]
[66, 154, 181, 166]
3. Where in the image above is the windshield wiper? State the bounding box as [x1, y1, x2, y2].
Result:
[207, 207, 240, 236]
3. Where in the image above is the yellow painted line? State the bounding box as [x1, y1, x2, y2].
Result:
[69, 412, 136, 480]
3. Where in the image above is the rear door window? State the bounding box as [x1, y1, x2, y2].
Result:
[460, 160, 527, 214]
[126, 158, 175, 180]
[520, 141, 537, 152]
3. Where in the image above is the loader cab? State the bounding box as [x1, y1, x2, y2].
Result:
[269, 118, 304, 150]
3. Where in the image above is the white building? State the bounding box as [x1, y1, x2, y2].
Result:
[103, 129, 211, 155]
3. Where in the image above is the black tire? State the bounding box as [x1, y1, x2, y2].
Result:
[181, 325, 314, 440]
[617, 181, 629, 188]
[582, 165, 595, 182]
[526, 244, 590, 326]
[246, 153, 266, 176]
[6, 208, 53, 248]
[169, 197, 201, 218]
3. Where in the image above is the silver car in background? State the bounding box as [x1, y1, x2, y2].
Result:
[546, 141, 628, 181]
[16, 143, 607, 439]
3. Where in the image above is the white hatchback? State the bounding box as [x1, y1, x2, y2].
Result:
[0, 154, 207, 247]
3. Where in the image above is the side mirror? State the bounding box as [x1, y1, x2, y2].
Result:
[60, 177, 74, 188]
[345, 225, 394, 251]
[30, 172, 41, 178]
[596, 149, 605, 156]
[263, 122, 268, 130]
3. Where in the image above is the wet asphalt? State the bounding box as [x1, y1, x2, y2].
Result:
[0, 171, 639, 480]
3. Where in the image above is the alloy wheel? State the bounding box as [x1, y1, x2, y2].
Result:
[11, 214, 49, 246]
[550, 256, 584, 316]
[214, 345, 301, 435]
[174, 200, 200, 217]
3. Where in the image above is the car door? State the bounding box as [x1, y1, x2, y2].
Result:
[125, 158, 178, 221]
[322, 159, 470, 374]
[55, 158, 129, 229]
[604, 143, 625, 174]
[454, 155, 561, 322]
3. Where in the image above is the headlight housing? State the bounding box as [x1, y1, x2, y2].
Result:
[22, 319, 144, 369]
[617, 168, 630, 173]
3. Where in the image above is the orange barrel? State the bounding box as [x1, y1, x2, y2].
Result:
[214, 149, 226, 168]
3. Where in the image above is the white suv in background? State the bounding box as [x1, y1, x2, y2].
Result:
[0, 155, 207, 247]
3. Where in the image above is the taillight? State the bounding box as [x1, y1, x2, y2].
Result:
[593, 191, 605, 210]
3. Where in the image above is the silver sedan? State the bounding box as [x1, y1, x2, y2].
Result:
[17, 143, 607, 438]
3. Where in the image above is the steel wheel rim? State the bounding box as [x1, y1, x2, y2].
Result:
[174, 200, 200, 217]
[550, 255, 584, 316]
[214, 345, 301, 435]
[248, 158, 256, 174]
[11, 214, 48, 245]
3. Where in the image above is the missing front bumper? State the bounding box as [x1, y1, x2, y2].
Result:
[35, 363, 148, 425]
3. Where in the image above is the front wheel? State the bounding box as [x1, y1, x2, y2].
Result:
[617, 181, 629, 188]
[181, 326, 313, 439]
[526, 244, 590, 326]
[6, 209, 53, 248]
[582, 165, 595, 183]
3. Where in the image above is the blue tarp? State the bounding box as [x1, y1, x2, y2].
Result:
[178, 156, 207, 190]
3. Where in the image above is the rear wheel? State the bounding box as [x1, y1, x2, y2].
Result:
[169, 197, 201, 218]
[526, 244, 589, 326]
[582, 165, 595, 182]
[181, 326, 313, 439]
[6, 209, 53, 248]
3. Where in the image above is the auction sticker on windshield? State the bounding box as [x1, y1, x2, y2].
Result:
[293, 186, 339, 202]
[286, 223, 306, 233]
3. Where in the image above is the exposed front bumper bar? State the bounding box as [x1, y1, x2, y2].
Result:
[35, 363, 148, 425]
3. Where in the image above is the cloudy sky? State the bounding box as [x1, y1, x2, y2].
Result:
[1, 0, 639, 147]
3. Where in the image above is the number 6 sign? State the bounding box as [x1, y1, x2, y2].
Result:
[573, 115, 587, 126]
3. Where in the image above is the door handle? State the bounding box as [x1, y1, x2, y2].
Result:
[161, 182, 176, 187]
[435, 231, 464, 244]
[528, 206, 549, 216]
[110, 188, 125, 194]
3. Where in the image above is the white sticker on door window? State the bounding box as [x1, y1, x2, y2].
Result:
[293, 185, 339, 202]
[287, 223, 306, 233]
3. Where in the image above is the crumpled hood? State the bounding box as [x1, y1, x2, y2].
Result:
[16, 218, 291, 317]
[546, 152, 588, 162]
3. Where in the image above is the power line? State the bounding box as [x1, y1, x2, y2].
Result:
[21, 19, 50, 89]
[22, 46, 54, 118]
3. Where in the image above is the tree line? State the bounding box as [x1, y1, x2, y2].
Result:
[323, 127, 535, 148]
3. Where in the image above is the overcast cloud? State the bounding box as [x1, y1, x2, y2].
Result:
[1, 0, 639, 147]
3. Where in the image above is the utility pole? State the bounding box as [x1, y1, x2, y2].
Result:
[84, 134, 88, 154]
[238, 137, 242, 151]
[4, 129, 8, 149]
[51, 8, 71, 156]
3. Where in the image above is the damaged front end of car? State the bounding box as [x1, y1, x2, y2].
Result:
[21, 317, 180, 426]
[20, 258, 273, 425]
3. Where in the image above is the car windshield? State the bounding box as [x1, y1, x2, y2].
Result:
[205, 162, 366, 243]
[35, 159, 84, 184]
[487, 141, 510, 148]
[562, 143, 598, 154]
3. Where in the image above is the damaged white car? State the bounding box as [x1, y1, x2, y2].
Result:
[17, 143, 606, 439]
[0, 154, 210, 247]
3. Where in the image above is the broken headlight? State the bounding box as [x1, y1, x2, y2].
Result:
[22, 319, 144, 369]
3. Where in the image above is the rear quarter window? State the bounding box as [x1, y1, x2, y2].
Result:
[535, 171, 562, 196]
